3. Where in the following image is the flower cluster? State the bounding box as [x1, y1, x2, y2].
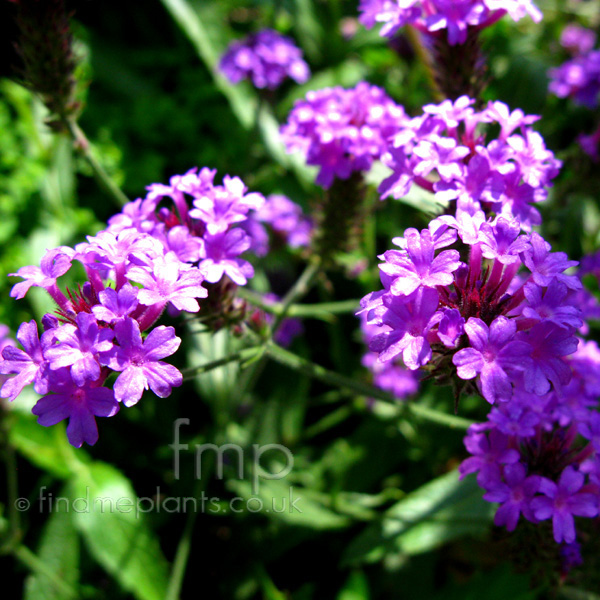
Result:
[0, 168, 268, 447]
[219, 28, 310, 90]
[359, 213, 582, 405]
[549, 27, 600, 109]
[358, 0, 542, 45]
[280, 82, 408, 188]
[380, 96, 561, 230]
[460, 338, 600, 555]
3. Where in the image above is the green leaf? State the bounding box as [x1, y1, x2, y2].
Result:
[228, 478, 350, 530]
[187, 327, 241, 410]
[343, 471, 494, 565]
[337, 570, 370, 600]
[9, 411, 79, 480]
[24, 497, 79, 600]
[159, 0, 314, 185]
[69, 462, 170, 600]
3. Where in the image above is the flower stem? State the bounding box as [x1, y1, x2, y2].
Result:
[62, 117, 129, 208]
[263, 342, 475, 430]
[13, 545, 79, 599]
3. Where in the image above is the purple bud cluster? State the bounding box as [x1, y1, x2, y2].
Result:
[358, 0, 542, 45]
[219, 29, 310, 90]
[380, 96, 561, 230]
[280, 82, 408, 188]
[0, 168, 274, 447]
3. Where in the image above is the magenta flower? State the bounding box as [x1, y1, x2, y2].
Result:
[45, 313, 114, 387]
[219, 29, 310, 90]
[531, 467, 599, 543]
[369, 287, 440, 369]
[380, 228, 461, 296]
[128, 254, 208, 312]
[453, 316, 532, 404]
[0, 320, 49, 401]
[483, 463, 541, 531]
[102, 318, 182, 406]
[32, 372, 119, 447]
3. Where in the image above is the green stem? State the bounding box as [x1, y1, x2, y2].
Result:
[63, 117, 129, 208]
[264, 342, 475, 430]
[13, 545, 78, 598]
[271, 259, 322, 332]
[238, 288, 360, 321]
[165, 490, 199, 600]
[0, 407, 21, 552]
[182, 346, 264, 380]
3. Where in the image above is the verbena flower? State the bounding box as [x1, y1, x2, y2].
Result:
[281, 82, 408, 188]
[459, 337, 600, 551]
[549, 50, 600, 109]
[360, 210, 581, 408]
[358, 0, 542, 44]
[4, 167, 265, 446]
[219, 29, 310, 90]
[380, 96, 560, 231]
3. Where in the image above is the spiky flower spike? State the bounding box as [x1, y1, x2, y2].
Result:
[12, 0, 81, 127]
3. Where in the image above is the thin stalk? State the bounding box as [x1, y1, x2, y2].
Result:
[62, 117, 129, 208]
[238, 288, 360, 320]
[264, 342, 475, 430]
[182, 346, 264, 380]
[271, 258, 322, 332]
[13, 545, 78, 599]
[0, 406, 21, 552]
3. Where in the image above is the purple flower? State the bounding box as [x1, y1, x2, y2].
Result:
[560, 24, 597, 56]
[379, 228, 461, 296]
[102, 318, 182, 406]
[531, 467, 599, 544]
[199, 229, 255, 285]
[459, 425, 520, 487]
[255, 194, 313, 248]
[520, 279, 583, 330]
[91, 284, 139, 324]
[32, 372, 119, 447]
[188, 175, 264, 236]
[0, 320, 49, 400]
[478, 217, 529, 265]
[549, 50, 600, 109]
[519, 321, 578, 395]
[359, 0, 541, 43]
[369, 287, 440, 369]
[219, 29, 310, 90]
[10, 247, 73, 310]
[281, 82, 407, 188]
[522, 232, 581, 290]
[128, 254, 208, 312]
[44, 313, 114, 387]
[453, 316, 532, 404]
[483, 462, 541, 531]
